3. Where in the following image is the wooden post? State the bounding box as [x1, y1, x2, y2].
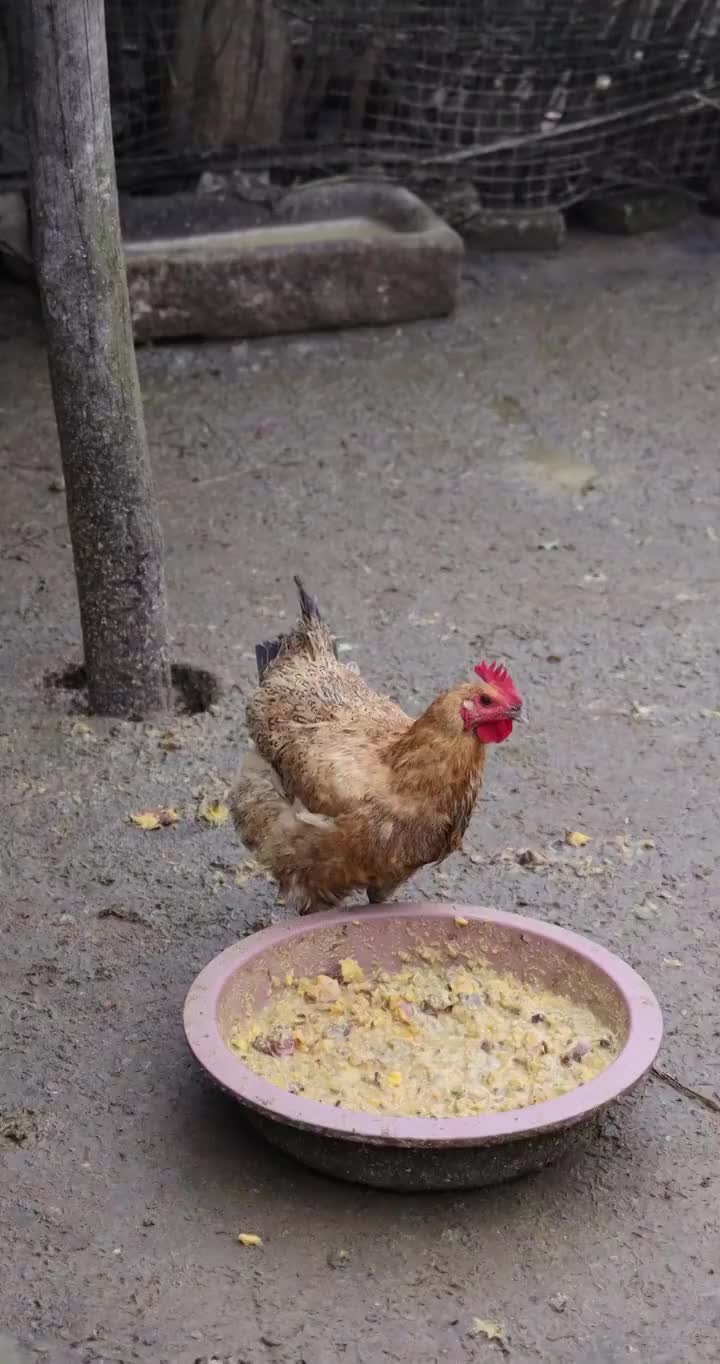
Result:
[22, 0, 172, 718]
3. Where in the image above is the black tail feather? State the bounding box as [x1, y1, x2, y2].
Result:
[255, 578, 336, 680]
[294, 575, 338, 658]
[293, 574, 321, 622]
[255, 636, 285, 681]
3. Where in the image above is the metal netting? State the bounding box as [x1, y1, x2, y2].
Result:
[2, 1, 720, 214]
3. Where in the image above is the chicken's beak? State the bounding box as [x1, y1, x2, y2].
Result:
[508, 704, 524, 723]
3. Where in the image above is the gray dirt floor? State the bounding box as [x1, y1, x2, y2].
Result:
[1, 221, 719, 1364]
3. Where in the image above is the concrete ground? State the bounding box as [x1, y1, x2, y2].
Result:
[1, 221, 719, 1364]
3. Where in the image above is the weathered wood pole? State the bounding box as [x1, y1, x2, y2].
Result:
[23, 0, 172, 717]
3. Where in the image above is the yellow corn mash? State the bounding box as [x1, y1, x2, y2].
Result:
[230, 953, 619, 1117]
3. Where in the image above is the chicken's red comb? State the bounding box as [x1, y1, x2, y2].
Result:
[474, 660, 521, 705]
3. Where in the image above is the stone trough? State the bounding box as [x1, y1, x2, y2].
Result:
[124, 180, 463, 343]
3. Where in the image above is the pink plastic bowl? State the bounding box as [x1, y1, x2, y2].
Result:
[183, 904, 662, 1189]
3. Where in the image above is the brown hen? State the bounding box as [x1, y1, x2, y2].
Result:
[230, 578, 522, 913]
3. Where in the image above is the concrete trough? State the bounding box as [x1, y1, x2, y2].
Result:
[125, 180, 463, 343]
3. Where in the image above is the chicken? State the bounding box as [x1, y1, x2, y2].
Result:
[230, 577, 522, 914]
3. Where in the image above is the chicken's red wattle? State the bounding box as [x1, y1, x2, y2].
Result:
[474, 717, 513, 744]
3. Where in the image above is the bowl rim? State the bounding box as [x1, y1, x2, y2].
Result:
[183, 903, 663, 1147]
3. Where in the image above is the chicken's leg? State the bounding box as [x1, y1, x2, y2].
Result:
[367, 881, 402, 905]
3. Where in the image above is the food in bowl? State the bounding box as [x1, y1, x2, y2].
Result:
[230, 945, 620, 1118]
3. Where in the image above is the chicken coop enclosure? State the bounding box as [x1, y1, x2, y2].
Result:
[2, 0, 720, 217]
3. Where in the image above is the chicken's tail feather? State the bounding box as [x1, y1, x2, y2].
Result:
[293, 574, 321, 623]
[293, 574, 338, 660]
[255, 576, 336, 681]
[255, 637, 286, 681]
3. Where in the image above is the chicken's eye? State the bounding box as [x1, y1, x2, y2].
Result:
[479, 695, 493, 707]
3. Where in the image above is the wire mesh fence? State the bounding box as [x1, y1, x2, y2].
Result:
[2, 0, 720, 216]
